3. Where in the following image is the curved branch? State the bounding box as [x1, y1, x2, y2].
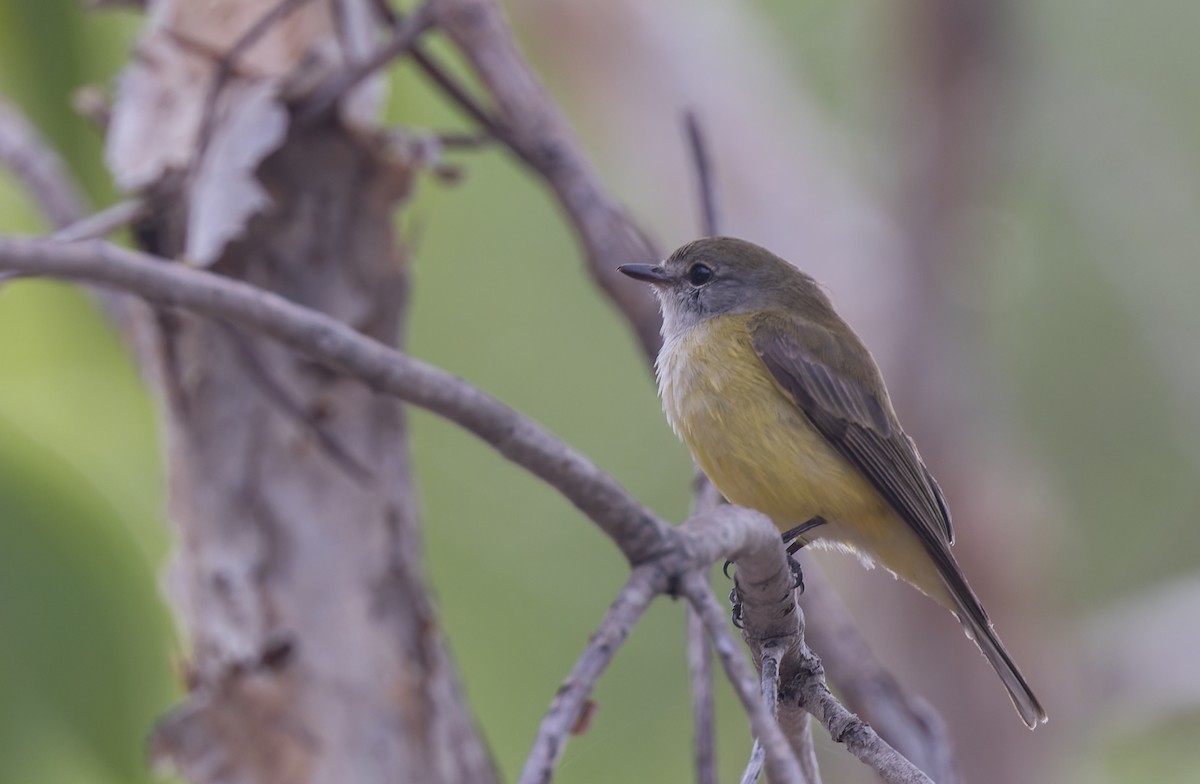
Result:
[518, 568, 663, 784]
[801, 567, 957, 781]
[0, 100, 85, 229]
[682, 572, 808, 784]
[0, 236, 671, 565]
[432, 0, 663, 360]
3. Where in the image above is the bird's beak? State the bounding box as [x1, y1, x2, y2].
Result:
[617, 263, 673, 284]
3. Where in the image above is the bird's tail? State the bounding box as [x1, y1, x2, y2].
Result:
[943, 572, 1048, 729]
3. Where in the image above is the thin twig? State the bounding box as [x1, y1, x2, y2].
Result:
[433, 0, 663, 361]
[0, 99, 136, 328]
[802, 566, 957, 782]
[295, 1, 436, 125]
[683, 105, 723, 784]
[411, 45, 526, 163]
[518, 568, 662, 784]
[0, 237, 672, 565]
[739, 741, 765, 784]
[683, 110, 719, 237]
[682, 572, 806, 784]
[685, 605, 717, 784]
[51, 199, 145, 242]
[785, 666, 932, 784]
[738, 649, 781, 784]
[686, 468, 721, 784]
[194, 0, 316, 164]
[739, 643, 783, 784]
[0, 100, 85, 229]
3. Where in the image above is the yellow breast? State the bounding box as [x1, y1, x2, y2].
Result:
[656, 315, 890, 537]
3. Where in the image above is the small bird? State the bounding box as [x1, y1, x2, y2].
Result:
[619, 236, 1046, 728]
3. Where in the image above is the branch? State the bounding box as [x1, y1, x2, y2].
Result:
[686, 468, 722, 784]
[737, 645, 782, 784]
[195, 0, 316, 159]
[51, 199, 145, 242]
[785, 668, 932, 784]
[0, 100, 85, 228]
[518, 568, 662, 784]
[801, 567, 958, 782]
[680, 509, 926, 784]
[683, 111, 719, 238]
[686, 604, 717, 784]
[682, 572, 808, 784]
[432, 0, 663, 361]
[0, 236, 672, 565]
[295, 1, 436, 125]
[682, 110, 723, 784]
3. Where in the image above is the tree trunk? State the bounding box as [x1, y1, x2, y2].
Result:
[99, 2, 497, 782]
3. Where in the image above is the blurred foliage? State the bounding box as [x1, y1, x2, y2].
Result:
[1, 1, 1199, 783]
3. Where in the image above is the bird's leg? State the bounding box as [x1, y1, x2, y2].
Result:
[722, 516, 827, 583]
[781, 517, 826, 593]
[782, 516, 827, 553]
[724, 516, 827, 626]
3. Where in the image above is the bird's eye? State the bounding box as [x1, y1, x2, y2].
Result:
[687, 263, 714, 286]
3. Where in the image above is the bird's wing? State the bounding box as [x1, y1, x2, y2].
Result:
[749, 313, 954, 545]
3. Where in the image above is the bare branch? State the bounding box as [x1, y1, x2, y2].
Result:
[718, 538, 929, 784]
[0, 98, 137, 330]
[51, 199, 145, 242]
[785, 667, 932, 784]
[739, 741, 765, 784]
[738, 644, 784, 784]
[714, 519, 821, 784]
[518, 568, 663, 784]
[433, 0, 663, 361]
[0, 236, 672, 565]
[682, 572, 808, 784]
[686, 605, 717, 784]
[295, 1, 436, 125]
[683, 111, 719, 237]
[802, 567, 958, 782]
[194, 0, 317, 162]
[0, 100, 85, 229]
[685, 468, 722, 784]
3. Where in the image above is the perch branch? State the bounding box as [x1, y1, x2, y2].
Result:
[0, 236, 671, 565]
[681, 572, 807, 784]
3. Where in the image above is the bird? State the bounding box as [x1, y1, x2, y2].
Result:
[618, 236, 1047, 728]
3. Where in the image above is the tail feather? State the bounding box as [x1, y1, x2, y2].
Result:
[949, 584, 1047, 729]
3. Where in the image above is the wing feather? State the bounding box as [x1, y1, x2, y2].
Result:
[749, 314, 953, 545]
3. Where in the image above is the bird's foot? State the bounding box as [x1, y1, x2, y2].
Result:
[728, 586, 744, 629]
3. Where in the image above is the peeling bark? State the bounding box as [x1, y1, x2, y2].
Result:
[139, 117, 495, 784]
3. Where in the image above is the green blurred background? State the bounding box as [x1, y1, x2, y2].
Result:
[2, 1, 1199, 782]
